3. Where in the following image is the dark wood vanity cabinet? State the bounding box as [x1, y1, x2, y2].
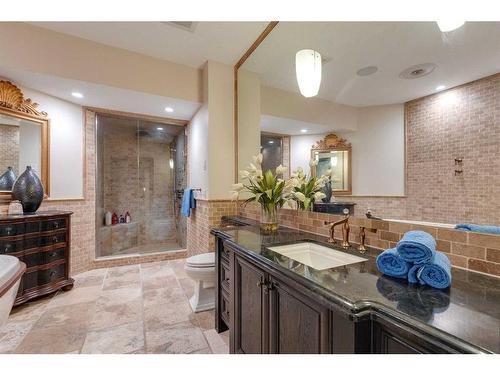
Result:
[0, 211, 74, 306]
[268, 276, 331, 353]
[215, 237, 475, 354]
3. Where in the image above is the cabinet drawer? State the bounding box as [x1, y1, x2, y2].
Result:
[221, 289, 231, 326]
[41, 218, 66, 232]
[23, 247, 66, 267]
[25, 221, 41, 234]
[220, 259, 231, 293]
[0, 222, 25, 237]
[40, 232, 66, 246]
[0, 238, 24, 254]
[23, 263, 66, 291]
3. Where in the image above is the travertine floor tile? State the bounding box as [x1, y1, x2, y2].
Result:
[16, 326, 87, 354]
[145, 321, 208, 353]
[1, 259, 222, 354]
[0, 321, 35, 354]
[97, 287, 142, 307]
[33, 301, 95, 331]
[81, 321, 144, 354]
[47, 286, 101, 308]
[142, 285, 185, 307]
[90, 300, 142, 331]
[203, 329, 229, 354]
[144, 300, 192, 330]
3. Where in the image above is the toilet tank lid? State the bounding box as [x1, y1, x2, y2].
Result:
[186, 252, 215, 267]
[0, 255, 20, 286]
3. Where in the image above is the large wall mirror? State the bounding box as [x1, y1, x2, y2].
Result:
[236, 22, 500, 228]
[0, 80, 49, 199]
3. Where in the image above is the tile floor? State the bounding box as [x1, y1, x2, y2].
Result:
[0, 259, 229, 354]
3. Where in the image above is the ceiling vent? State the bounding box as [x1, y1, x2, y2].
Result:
[356, 66, 378, 77]
[163, 22, 198, 33]
[399, 63, 437, 79]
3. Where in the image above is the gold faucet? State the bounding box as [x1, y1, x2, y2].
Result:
[324, 210, 350, 249]
[358, 227, 377, 254]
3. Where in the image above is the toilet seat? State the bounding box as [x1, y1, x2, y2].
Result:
[186, 252, 215, 268]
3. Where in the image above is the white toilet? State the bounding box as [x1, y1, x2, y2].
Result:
[0, 255, 25, 328]
[184, 252, 216, 312]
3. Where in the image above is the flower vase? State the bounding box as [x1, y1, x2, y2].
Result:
[260, 205, 278, 232]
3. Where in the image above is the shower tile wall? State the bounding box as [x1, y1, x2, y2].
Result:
[96, 117, 180, 257]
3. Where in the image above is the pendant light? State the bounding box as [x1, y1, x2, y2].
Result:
[437, 20, 465, 32]
[295, 49, 322, 97]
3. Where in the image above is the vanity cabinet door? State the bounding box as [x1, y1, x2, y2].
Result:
[268, 276, 331, 354]
[231, 254, 269, 354]
[371, 320, 455, 354]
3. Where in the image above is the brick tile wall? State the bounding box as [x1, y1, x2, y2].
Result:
[238, 202, 500, 278]
[338, 74, 500, 227]
[0, 125, 20, 175]
[186, 199, 237, 257]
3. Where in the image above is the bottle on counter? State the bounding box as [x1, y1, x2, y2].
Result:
[119, 214, 125, 224]
[112, 212, 118, 225]
[104, 211, 112, 226]
[125, 211, 131, 223]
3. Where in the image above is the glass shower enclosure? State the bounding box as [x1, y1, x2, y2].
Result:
[95, 113, 187, 258]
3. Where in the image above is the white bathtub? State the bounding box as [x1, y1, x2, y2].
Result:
[385, 218, 456, 229]
[0, 255, 25, 327]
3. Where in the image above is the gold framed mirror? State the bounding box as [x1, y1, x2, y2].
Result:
[311, 134, 351, 195]
[0, 80, 50, 200]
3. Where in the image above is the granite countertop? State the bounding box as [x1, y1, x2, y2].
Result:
[211, 216, 500, 353]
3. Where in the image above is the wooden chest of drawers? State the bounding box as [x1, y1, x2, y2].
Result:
[0, 211, 74, 306]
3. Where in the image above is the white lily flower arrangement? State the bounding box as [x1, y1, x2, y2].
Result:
[286, 160, 331, 211]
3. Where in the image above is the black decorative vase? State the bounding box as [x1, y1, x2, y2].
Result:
[0, 167, 17, 190]
[322, 180, 333, 203]
[12, 166, 44, 215]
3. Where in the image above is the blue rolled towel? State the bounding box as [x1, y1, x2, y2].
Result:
[396, 230, 436, 264]
[409, 252, 452, 289]
[407, 264, 421, 284]
[455, 223, 500, 235]
[376, 248, 411, 279]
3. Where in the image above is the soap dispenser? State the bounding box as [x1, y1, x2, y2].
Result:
[125, 211, 131, 223]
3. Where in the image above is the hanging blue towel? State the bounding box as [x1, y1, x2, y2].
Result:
[413, 252, 452, 289]
[376, 248, 411, 279]
[181, 189, 196, 217]
[396, 230, 436, 264]
[455, 223, 500, 235]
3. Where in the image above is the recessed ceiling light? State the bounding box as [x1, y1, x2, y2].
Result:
[157, 127, 164, 131]
[269, 140, 274, 144]
[71, 92, 83, 98]
[165, 107, 174, 113]
[436, 85, 446, 91]
[437, 21, 465, 33]
[300, 129, 308, 133]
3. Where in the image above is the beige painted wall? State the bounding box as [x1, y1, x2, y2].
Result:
[187, 61, 234, 200]
[237, 69, 261, 175]
[207, 61, 234, 199]
[261, 86, 358, 131]
[290, 104, 405, 197]
[0, 23, 202, 103]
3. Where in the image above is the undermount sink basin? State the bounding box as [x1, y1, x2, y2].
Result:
[267, 242, 367, 270]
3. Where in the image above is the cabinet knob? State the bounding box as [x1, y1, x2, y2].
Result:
[256, 280, 266, 288]
[53, 236, 58, 243]
[54, 222, 59, 228]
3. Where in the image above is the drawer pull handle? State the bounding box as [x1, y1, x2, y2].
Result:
[50, 271, 57, 277]
[53, 236, 58, 243]
[54, 222, 59, 228]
